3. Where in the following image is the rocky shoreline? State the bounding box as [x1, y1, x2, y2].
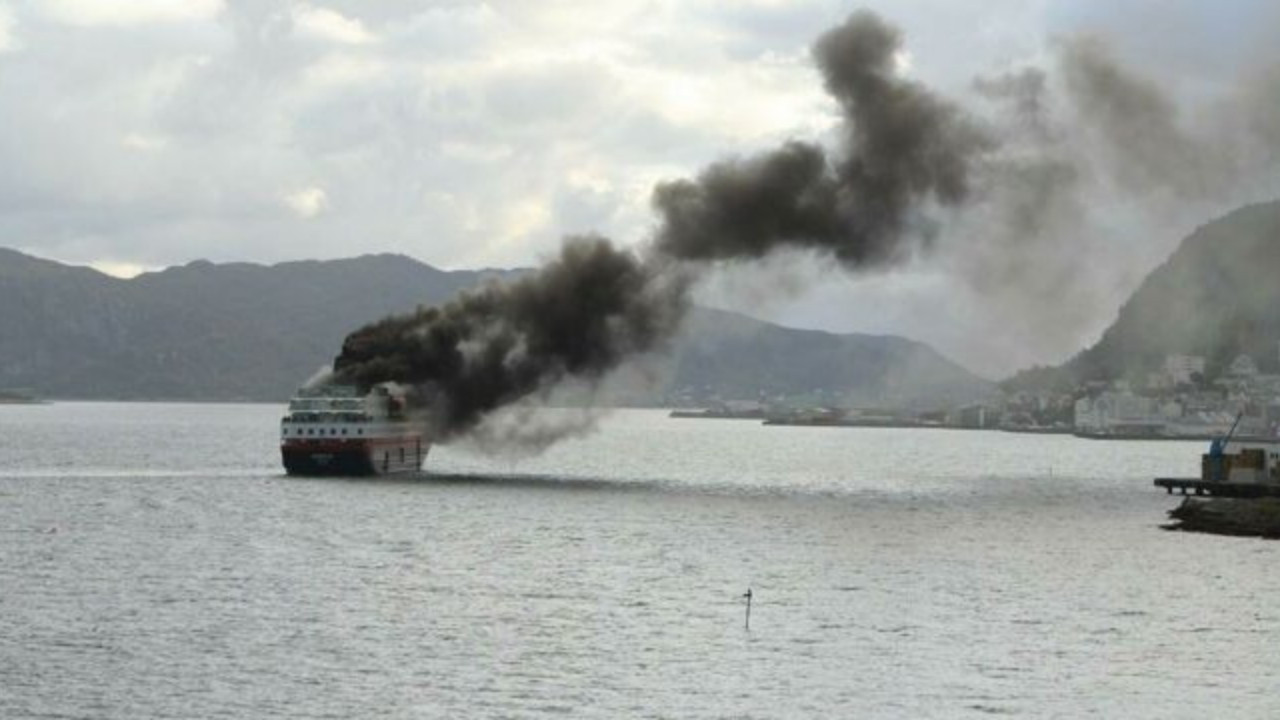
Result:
[1164, 497, 1280, 538]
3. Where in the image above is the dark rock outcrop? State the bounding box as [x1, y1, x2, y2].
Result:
[1165, 497, 1280, 538]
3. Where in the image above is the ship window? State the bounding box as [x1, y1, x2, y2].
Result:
[399, 447, 405, 462]
[341, 428, 347, 435]
[358, 429, 363, 435]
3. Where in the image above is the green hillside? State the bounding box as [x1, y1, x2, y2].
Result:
[1070, 201, 1280, 382]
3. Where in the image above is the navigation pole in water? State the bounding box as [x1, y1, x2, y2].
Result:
[744, 588, 753, 630]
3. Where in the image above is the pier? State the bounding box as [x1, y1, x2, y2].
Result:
[1154, 478, 1280, 498]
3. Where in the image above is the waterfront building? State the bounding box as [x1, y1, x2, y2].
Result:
[1163, 354, 1206, 385]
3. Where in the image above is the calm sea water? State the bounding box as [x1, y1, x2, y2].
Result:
[2, 403, 1278, 719]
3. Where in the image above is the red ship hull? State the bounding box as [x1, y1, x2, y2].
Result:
[281, 435, 427, 476]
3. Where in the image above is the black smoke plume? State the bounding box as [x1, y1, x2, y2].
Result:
[333, 237, 688, 441]
[653, 10, 991, 267]
[331, 10, 995, 444]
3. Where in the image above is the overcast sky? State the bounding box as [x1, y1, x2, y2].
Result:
[2, 1, 1277, 376]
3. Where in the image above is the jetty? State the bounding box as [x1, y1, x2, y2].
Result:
[1154, 477, 1280, 498]
[1154, 413, 1280, 535]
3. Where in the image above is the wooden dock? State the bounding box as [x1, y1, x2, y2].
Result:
[1154, 478, 1280, 498]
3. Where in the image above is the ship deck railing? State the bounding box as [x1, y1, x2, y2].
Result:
[283, 413, 373, 423]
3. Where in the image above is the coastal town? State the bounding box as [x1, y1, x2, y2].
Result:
[673, 348, 1280, 441]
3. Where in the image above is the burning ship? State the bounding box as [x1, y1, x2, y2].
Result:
[280, 383, 428, 476]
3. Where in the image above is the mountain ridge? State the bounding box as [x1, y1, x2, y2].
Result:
[1006, 199, 1280, 390]
[0, 247, 992, 406]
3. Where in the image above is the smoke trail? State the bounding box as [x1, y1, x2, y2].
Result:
[947, 64, 1093, 361]
[937, 31, 1280, 370]
[332, 236, 688, 441]
[1240, 65, 1280, 163]
[1058, 34, 1231, 199]
[651, 141, 843, 263]
[653, 10, 992, 268]
[972, 68, 1050, 139]
[331, 10, 999, 444]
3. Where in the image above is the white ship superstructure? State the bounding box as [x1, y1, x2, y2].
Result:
[280, 384, 428, 476]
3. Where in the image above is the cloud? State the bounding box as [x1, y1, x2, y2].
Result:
[299, 53, 388, 91]
[88, 260, 153, 278]
[121, 133, 168, 152]
[283, 187, 328, 218]
[291, 4, 376, 45]
[41, 0, 224, 26]
[3, 0, 1279, 378]
[0, 4, 15, 52]
[0, 2, 838, 274]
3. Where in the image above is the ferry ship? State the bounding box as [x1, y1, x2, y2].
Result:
[280, 383, 429, 476]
